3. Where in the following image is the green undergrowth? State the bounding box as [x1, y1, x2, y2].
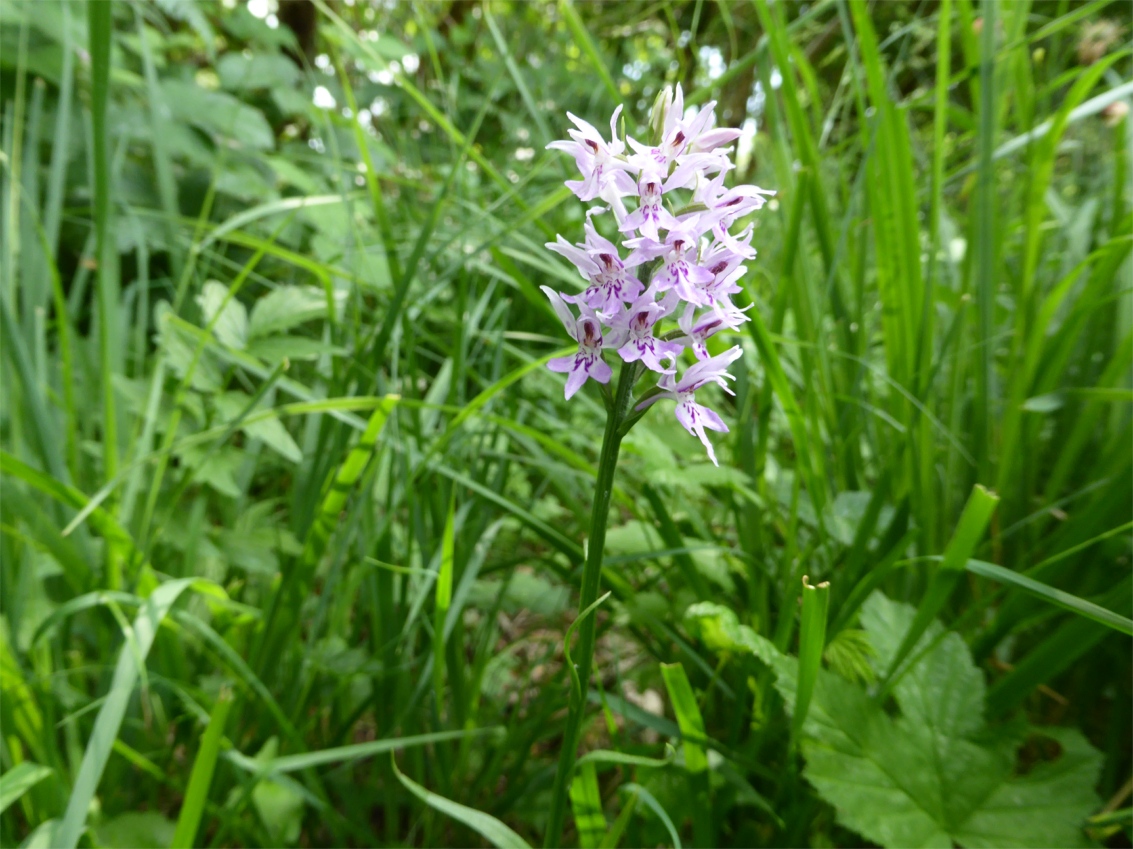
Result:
[0, 1, 1130, 847]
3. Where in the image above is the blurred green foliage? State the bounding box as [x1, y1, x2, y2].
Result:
[0, 1, 1130, 847]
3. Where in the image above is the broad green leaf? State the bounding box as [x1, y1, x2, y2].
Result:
[216, 391, 302, 463]
[806, 595, 1098, 848]
[246, 336, 343, 363]
[245, 739, 305, 846]
[687, 594, 1103, 848]
[248, 286, 338, 339]
[160, 80, 275, 150]
[93, 812, 176, 849]
[217, 51, 298, 91]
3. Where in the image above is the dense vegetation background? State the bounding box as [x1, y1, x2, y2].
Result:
[1, 0, 1131, 847]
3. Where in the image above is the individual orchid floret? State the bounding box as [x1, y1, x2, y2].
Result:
[542, 286, 625, 399]
[614, 288, 682, 373]
[547, 106, 638, 203]
[637, 346, 744, 465]
[546, 234, 601, 281]
[677, 302, 750, 360]
[547, 221, 643, 318]
[695, 174, 775, 258]
[619, 176, 680, 242]
[630, 86, 719, 179]
[625, 227, 714, 305]
[687, 125, 743, 153]
[698, 240, 748, 305]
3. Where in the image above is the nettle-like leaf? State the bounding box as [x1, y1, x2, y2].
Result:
[196, 281, 248, 350]
[161, 80, 275, 151]
[249, 286, 340, 339]
[685, 594, 1103, 849]
[215, 391, 302, 464]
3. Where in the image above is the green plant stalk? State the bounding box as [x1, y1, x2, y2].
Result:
[792, 575, 830, 754]
[544, 360, 637, 849]
[171, 687, 233, 849]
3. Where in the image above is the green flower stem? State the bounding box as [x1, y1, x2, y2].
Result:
[544, 359, 638, 848]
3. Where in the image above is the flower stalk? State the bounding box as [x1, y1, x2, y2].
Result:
[544, 359, 637, 848]
[537, 84, 772, 846]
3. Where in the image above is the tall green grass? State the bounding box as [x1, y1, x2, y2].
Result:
[0, 1, 1129, 847]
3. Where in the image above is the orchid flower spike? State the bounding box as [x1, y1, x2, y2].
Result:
[541, 86, 773, 463]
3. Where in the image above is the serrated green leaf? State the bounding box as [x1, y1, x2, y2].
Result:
[215, 392, 302, 463]
[196, 281, 248, 350]
[689, 594, 1103, 848]
[176, 444, 244, 498]
[802, 594, 1100, 848]
[160, 80, 274, 150]
[248, 286, 336, 339]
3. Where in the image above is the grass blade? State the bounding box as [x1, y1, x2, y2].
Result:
[881, 485, 1000, 693]
[569, 761, 606, 849]
[793, 575, 831, 751]
[963, 558, 1133, 636]
[0, 762, 53, 816]
[392, 753, 531, 849]
[620, 783, 682, 849]
[660, 662, 712, 848]
[170, 687, 234, 849]
[557, 0, 620, 103]
[57, 579, 198, 849]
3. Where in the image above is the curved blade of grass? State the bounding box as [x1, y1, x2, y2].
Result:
[0, 762, 53, 815]
[252, 728, 503, 775]
[620, 783, 682, 849]
[576, 747, 675, 772]
[557, 0, 619, 103]
[57, 578, 198, 849]
[170, 687, 233, 849]
[962, 558, 1133, 635]
[945, 77, 1133, 181]
[391, 752, 532, 849]
[565, 592, 613, 703]
[987, 579, 1131, 717]
[29, 590, 139, 648]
